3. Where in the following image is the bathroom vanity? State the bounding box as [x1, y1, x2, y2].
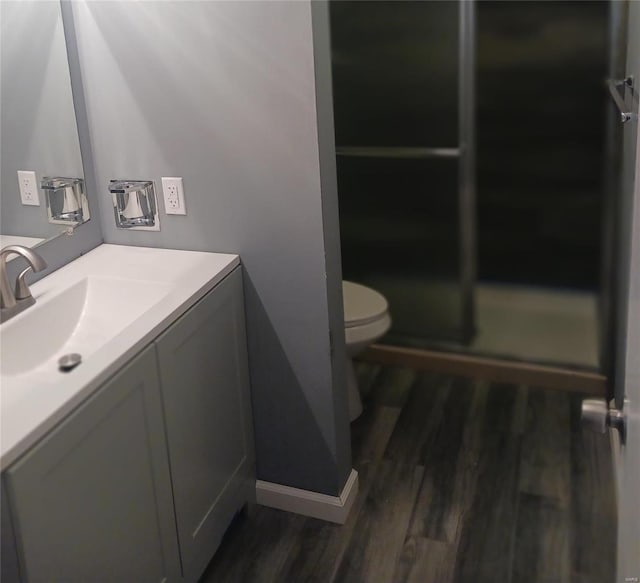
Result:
[0, 245, 255, 583]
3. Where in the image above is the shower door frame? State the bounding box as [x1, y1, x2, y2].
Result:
[458, 0, 477, 343]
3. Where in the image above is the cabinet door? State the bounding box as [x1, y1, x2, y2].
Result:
[1, 482, 21, 582]
[156, 267, 254, 581]
[5, 346, 180, 583]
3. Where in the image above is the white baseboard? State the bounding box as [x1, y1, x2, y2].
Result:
[255, 469, 358, 524]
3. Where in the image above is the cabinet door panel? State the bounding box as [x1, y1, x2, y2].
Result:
[156, 267, 253, 580]
[1, 482, 21, 582]
[5, 347, 179, 583]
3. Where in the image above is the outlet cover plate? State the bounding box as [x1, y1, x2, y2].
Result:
[17, 171, 40, 206]
[161, 177, 186, 215]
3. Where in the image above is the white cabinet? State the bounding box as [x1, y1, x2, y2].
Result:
[1, 267, 254, 583]
[4, 346, 180, 583]
[156, 266, 254, 581]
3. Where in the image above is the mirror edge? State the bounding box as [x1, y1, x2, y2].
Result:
[6, 1, 104, 283]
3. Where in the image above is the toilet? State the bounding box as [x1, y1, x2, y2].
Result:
[342, 281, 391, 421]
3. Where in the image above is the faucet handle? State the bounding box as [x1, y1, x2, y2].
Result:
[15, 266, 35, 300]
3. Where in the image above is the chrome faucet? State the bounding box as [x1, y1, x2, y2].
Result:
[0, 245, 47, 323]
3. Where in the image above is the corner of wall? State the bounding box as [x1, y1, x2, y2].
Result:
[310, 0, 352, 493]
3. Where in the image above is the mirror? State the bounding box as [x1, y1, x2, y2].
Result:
[1, 0, 88, 250]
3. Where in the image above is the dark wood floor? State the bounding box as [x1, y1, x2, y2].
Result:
[201, 364, 616, 583]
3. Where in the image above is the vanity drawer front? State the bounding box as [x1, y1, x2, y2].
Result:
[155, 266, 254, 581]
[4, 346, 180, 583]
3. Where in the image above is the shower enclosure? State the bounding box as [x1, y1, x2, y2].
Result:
[332, 0, 476, 346]
[331, 0, 609, 371]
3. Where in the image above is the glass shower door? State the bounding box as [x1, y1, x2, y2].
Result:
[331, 0, 476, 346]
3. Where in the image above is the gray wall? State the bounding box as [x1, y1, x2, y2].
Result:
[71, 0, 350, 496]
[1, 0, 84, 239]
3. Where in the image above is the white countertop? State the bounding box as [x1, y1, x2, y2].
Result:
[0, 244, 239, 470]
[0, 235, 46, 256]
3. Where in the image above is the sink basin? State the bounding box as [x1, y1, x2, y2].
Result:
[1, 276, 171, 376]
[0, 244, 239, 470]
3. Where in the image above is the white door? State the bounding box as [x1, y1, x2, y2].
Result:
[614, 2, 640, 579]
[616, 138, 640, 581]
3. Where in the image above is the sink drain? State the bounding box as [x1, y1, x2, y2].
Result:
[58, 353, 82, 373]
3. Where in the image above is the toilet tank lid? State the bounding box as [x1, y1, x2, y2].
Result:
[342, 281, 389, 327]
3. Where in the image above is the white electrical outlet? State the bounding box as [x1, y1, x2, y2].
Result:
[17, 171, 40, 206]
[161, 177, 186, 215]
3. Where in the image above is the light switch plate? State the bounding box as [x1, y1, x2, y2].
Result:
[17, 171, 40, 206]
[161, 177, 186, 215]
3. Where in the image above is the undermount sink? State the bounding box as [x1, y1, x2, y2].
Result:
[1, 276, 171, 376]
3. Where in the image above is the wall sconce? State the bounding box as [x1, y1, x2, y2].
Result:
[41, 177, 90, 226]
[109, 180, 160, 231]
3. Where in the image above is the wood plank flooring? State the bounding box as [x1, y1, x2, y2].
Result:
[201, 364, 616, 583]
